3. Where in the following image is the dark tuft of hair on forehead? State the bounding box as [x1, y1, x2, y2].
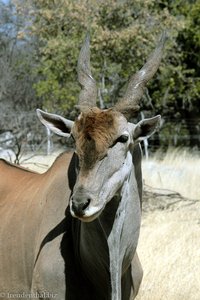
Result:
[74, 108, 120, 170]
[76, 108, 116, 139]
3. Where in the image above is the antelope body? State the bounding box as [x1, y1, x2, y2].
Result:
[0, 33, 166, 299]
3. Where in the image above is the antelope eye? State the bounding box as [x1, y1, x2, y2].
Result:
[117, 134, 129, 143]
[109, 134, 129, 148]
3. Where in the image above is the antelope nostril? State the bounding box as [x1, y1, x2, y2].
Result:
[71, 197, 91, 216]
[82, 198, 91, 210]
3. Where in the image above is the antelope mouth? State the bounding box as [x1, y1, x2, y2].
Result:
[69, 200, 105, 222]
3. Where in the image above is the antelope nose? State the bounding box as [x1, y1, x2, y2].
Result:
[71, 197, 91, 217]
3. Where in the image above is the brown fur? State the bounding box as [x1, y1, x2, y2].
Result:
[73, 108, 120, 170]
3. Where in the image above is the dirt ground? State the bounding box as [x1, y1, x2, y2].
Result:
[136, 188, 200, 300]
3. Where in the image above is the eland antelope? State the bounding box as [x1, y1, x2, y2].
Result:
[0, 33, 166, 300]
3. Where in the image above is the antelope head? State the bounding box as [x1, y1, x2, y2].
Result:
[37, 33, 166, 222]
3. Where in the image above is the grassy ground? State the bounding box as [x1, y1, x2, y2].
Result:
[136, 201, 200, 300]
[136, 148, 200, 300]
[142, 148, 200, 200]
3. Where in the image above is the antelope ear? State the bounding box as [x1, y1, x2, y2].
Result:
[36, 109, 74, 137]
[133, 115, 161, 142]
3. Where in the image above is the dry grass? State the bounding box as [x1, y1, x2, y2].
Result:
[20, 150, 63, 173]
[136, 148, 200, 300]
[142, 148, 200, 200]
[136, 202, 200, 300]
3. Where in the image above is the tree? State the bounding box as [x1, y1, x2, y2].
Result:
[175, 0, 200, 147]
[2, 0, 200, 149]
[0, 0, 43, 154]
[0, 0, 38, 113]
[29, 0, 181, 114]
[152, 0, 200, 148]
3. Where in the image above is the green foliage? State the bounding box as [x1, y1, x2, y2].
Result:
[161, 0, 200, 109]
[29, 0, 182, 113]
[12, 0, 200, 147]
[153, 0, 200, 147]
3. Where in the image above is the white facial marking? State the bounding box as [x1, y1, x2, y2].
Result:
[99, 151, 132, 202]
[121, 130, 129, 138]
